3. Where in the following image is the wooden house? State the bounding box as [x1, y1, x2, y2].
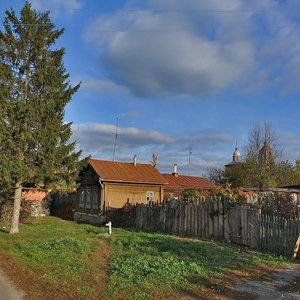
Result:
[76, 157, 166, 213]
[163, 164, 215, 200]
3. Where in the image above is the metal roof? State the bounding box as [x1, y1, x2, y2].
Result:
[162, 174, 215, 190]
[89, 159, 166, 184]
[225, 161, 244, 167]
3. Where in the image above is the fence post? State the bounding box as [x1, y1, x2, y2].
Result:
[223, 198, 230, 241]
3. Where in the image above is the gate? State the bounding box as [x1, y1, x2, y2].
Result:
[227, 206, 260, 248]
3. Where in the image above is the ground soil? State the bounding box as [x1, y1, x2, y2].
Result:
[181, 263, 300, 300]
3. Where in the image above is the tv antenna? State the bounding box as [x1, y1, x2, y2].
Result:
[112, 116, 120, 161]
[188, 145, 192, 175]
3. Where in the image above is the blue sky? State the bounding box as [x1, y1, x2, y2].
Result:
[1, 0, 300, 176]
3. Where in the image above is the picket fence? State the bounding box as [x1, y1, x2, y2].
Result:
[135, 198, 226, 240]
[108, 198, 300, 258]
[259, 215, 300, 257]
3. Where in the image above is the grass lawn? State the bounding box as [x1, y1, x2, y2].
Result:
[0, 217, 290, 299]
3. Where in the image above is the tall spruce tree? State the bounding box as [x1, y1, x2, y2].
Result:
[0, 2, 85, 234]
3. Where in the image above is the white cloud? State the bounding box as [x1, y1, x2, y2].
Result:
[71, 123, 234, 174]
[80, 77, 129, 95]
[84, 0, 300, 97]
[30, 0, 83, 16]
[85, 1, 256, 97]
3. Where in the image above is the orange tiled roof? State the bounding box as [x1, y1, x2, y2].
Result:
[163, 174, 215, 191]
[23, 190, 47, 201]
[89, 159, 166, 184]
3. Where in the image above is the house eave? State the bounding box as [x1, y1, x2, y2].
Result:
[101, 179, 165, 185]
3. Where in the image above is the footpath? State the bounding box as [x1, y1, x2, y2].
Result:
[235, 264, 300, 299]
[0, 269, 24, 300]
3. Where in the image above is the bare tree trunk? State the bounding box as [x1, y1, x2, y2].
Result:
[9, 182, 22, 234]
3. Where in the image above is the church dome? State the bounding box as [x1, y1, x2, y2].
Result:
[233, 146, 240, 158]
[225, 144, 243, 168]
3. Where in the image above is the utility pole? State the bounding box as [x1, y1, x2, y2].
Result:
[112, 116, 120, 161]
[188, 145, 192, 175]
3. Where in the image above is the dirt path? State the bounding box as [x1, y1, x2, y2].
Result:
[0, 269, 25, 300]
[234, 264, 300, 300]
[181, 264, 300, 300]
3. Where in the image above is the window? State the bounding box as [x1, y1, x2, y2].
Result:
[79, 188, 85, 208]
[146, 191, 154, 203]
[85, 186, 91, 209]
[92, 187, 99, 209]
[79, 185, 98, 210]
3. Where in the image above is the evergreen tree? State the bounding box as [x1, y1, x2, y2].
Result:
[0, 2, 86, 233]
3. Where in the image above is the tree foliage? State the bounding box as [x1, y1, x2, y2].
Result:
[256, 192, 300, 219]
[0, 2, 86, 233]
[242, 124, 300, 188]
[207, 124, 300, 189]
[182, 189, 198, 200]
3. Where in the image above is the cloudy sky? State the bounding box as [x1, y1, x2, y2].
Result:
[1, 0, 300, 176]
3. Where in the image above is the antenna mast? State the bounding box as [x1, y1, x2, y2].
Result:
[112, 116, 120, 161]
[188, 145, 192, 175]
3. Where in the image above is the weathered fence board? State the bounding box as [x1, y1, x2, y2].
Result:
[259, 215, 300, 257]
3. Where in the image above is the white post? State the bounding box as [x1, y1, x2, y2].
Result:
[105, 221, 112, 235]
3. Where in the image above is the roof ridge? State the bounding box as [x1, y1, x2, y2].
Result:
[90, 158, 152, 166]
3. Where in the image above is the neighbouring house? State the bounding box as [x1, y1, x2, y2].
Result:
[76, 156, 166, 214]
[243, 186, 300, 204]
[22, 188, 49, 217]
[163, 164, 215, 200]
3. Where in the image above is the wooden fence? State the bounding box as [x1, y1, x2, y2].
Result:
[135, 198, 226, 240]
[259, 215, 300, 257]
[107, 198, 300, 258]
[227, 206, 261, 248]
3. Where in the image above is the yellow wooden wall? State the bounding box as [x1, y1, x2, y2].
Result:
[104, 183, 163, 208]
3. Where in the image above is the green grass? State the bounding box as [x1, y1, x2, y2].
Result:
[105, 229, 288, 299]
[0, 217, 290, 300]
[0, 217, 109, 298]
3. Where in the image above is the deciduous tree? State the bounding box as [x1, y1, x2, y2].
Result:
[207, 124, 300, 189]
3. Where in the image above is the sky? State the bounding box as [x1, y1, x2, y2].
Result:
[1, 0, 300, 177]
